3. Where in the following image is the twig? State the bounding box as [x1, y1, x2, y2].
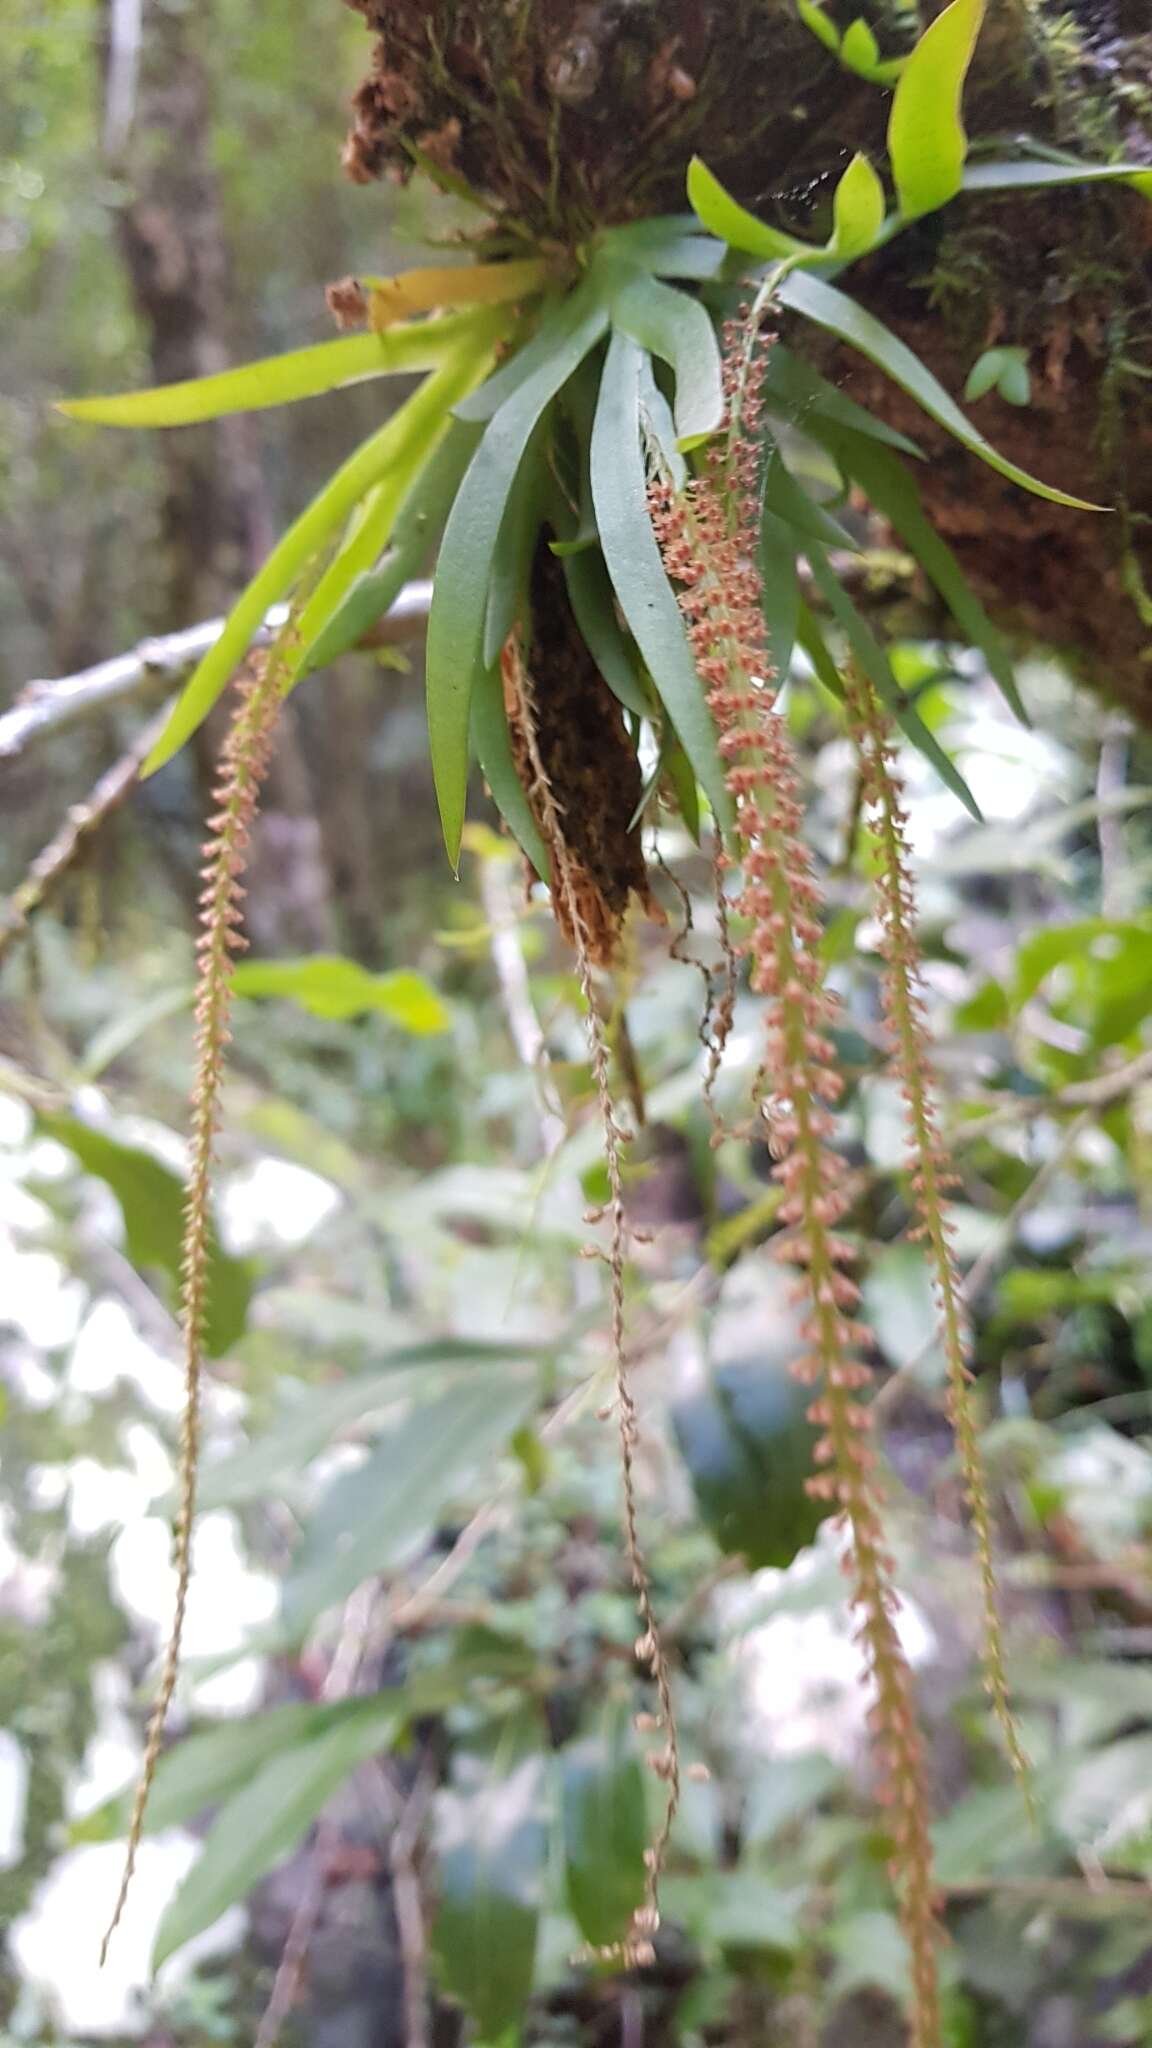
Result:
[0, 702, 173, 968]
[0, 581, 433, 760]
[959, 1045, 1152, 1144]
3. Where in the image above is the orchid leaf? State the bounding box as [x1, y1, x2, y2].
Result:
[60, 312, 493, 427]
[777, 270, 1107, 509]
[888, 0, 986, 218]
[471, 658, 548, 878]
[687, 157, 810, 263]
[829, 153, 887, 261]
[590, 332, 730, 828]
[611, 271, 724, 444]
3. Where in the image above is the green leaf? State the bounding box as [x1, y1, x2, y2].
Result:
[795, 600, 843, 698]
[796, 0, 841, 55]
[804, 539, 983, 817]
[38, 1114, 250, 1357]
[230, 955, 449, 1030]
[472, 657, 549, 877]
[484, 422, 548, 668]
[761, 442, 859, 551]
[760, 510, 801, 681]
[829, 153, 887, 259]
[610, 272, 724, 443]
[672, 1360, 825, 1569]
[687, 157, 810, 263]
[58, 313, 489, 427]
[281, 1374, 539, 1637]
[590, 333, 730, 827]
[144, 336, 493, 775]
[433, 1715, 548, 2040]
[777, 269, 1106, 509]
[292, 344, 494, 688]
[200, 1338, 544, 1511]
[840, 18, 879, 72]
[301, 416, 481, 673]
[810, 423, 1028, 722]
[888, 0, 985, 218]
[761, 344, 921, 454]
[153, 1697, 402, 1966]
[456, 280, 608, 423]
[561, 1700, 647, 1950]
[559, 544, 650, 718]
[599, 214, 731, 281]
[426, 292, 610, 867]
[964, 158, 1152, 199]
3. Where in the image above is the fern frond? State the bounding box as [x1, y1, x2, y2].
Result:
[846, 665, 1032, 1810]
[101, 655, 282, 1961]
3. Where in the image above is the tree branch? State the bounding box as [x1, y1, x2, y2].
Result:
[0, 580, 433, 760]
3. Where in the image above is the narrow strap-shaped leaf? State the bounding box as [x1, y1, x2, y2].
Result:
[472, 658, 549, 879]
[59, 311, 493, 427]
[761, 439, 860, 551]
[427, 298, 613, 866]
[611, 271, 724, 444]
[484, 420, 549, 669]
[600, 214, 731, 280]
[760, 509, 801, 683]
[637, 352, 687, 491]
[888, 0, 985, 218]
[813, 422, 1028, 724]
[560, 543, 651, 718]
[293, 335, 498, 687]
[300, 415, 481, 673]
[455, 277, 610, 423]
[963, 157, 1152, 199]
[761, 344, 921, 454]
[144, 321, 504, 773]
[364, 256, 550, 327]
[805, 541, 982, 817]
[590, 333, 730, 827]
[777, 269, 1107, 510]
[687, 156, 811, 262]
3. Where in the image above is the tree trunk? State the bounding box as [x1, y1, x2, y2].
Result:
[100, 0, 337, 952]
[340, 0, 1152, 725]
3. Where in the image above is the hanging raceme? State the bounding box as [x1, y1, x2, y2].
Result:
[505, 636, 680, 1966]
[845, 665, 1033, 1808]
[100, 651, 285, 1961]
[648, 321, 941, 2045]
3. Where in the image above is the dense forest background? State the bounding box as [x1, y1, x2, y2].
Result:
[3, 5, 1152, 2047]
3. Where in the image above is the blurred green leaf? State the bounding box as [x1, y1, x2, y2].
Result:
[153, 1696, 402, 1966]
[760, 510, 801, 681]
[964, 158, 1152, 200]
[863, 1245, 946, 1382]
[687, 157, 810, 262]
[672, 1360, 825, 1569]
[796, 0, 841, 55]
[433, 1714, 548, 2040]
[559, 543, 650, 718]
[591, 332, 730, 828]
[231, 955, 449, 1031]
[560, 1699, 647, 1949]
[282, 1374, 539, 1636]
[38, 1113, 250, 1357]
[888, 0, 985, 218]
[200, 1336, 545, 1510]
[661, 1871, 802, 1951]
[743, 1751, 840, 1848]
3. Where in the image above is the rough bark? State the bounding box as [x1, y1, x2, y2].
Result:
[340, 0, 1152, 726]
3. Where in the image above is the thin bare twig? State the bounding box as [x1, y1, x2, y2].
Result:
[0, 581, 432, 760]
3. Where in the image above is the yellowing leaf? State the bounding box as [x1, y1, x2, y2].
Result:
[888, 0, 986, 219]
[365, 257, 549, 329]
